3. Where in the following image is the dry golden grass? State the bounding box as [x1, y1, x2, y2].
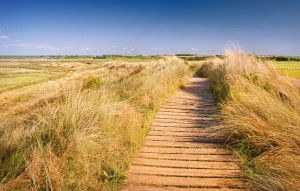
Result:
[198, 48, 300, 191]
[0, 57, 188, 190]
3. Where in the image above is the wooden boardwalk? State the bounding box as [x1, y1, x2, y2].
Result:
[122, 78, 244, 191]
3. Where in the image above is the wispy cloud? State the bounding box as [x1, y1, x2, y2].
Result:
[10, 43, 31, 48]
[10, 43, 59, 51]
[79, 48, 91, 51]
[36, 44, 57, 51]
[191, 48, 198, 51]
[0, 35, 9, 39]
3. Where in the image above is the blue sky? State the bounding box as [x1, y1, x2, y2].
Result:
[0, 0, 299, 55]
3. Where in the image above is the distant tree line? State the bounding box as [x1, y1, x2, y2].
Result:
[262, 56, 300, 61]
[94, 55, 159, 59]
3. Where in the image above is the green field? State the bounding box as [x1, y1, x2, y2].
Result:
[275, 61, 300, 79]
[0, 73, 51, 90]
[0, 59, 106, 91]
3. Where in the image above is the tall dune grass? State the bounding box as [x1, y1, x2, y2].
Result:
[0, 57, 188, 190]
[198, 49, 300, 191]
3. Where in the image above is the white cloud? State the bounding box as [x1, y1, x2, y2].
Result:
[36, 44, 57, 51]
[10, 43, 59, 51]
[0, 35, 9, 39]
[10, 43, 31, 48]
[79, 48, 91, 51]
[130, 48, 134, 51]
[191, 48, 198, 51]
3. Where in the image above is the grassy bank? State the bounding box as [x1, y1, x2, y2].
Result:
[0, 57, 188, 190]
[198, 49, 300, 191]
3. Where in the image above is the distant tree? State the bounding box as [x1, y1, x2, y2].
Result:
[276, 56, 289, 61]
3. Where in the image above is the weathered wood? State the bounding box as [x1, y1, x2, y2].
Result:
[123, 186, 242, 191]
[159, 108, 217, 114]
[152, 122, 215, 128]
[142, 140, 219, 148]
[145, 136, 220, 143]
[156, 112, 215, 117]
[155, 116, 217, 121]
[137, 153, 236, 161]
[139, 146, 231, 155]
[128, 166, 241, 177]
[150, 126, 210, 132]
[162, 104, 216, 110]
[126, 174, 243, 188]
[132, 158, 240, 169]
[123, 78, 244, 190]
[164, 102, 216, 107]
[155, 118, 217, 123]
[147, 131, 211, 137]
[156, 113, 217, 118]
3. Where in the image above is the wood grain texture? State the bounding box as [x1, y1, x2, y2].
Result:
[122, 78, 244, 190]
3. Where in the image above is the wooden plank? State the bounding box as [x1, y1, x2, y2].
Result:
[155, 115, 217, 121]
[139, 147, 230, 155]
[164, 102, 216, 107]
[152, 122, 213, 127]
[156, 112, 215, 117]
[165, 102, 213, 106]
[161, 105, 216, 110]
[137, 153, 235, 162]
[149, 126, 211, 133]
[145, 136, 220, 143]
[173, 93, 212, 97]
[154, 118, 217, 124]
[142, 140, 219, 148]
[154, 120, 216, 125]
[123, 185, 242, 191]
[128, 166, 241, 177]
[159, 108, 217, 113]
[126, 174, 243, 188]
[166, 97, 204, 101]
[132, 158, 240, 169]
[175, 91, 212, 95]
[157, 111, 217, 116]
[173, 95, 213, 99]
[180, 92, 213, 95]
[147, 131, 210, 137]
[123, 78, 244, 190]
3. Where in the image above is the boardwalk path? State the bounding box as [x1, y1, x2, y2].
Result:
[123, 78, 244, 191]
